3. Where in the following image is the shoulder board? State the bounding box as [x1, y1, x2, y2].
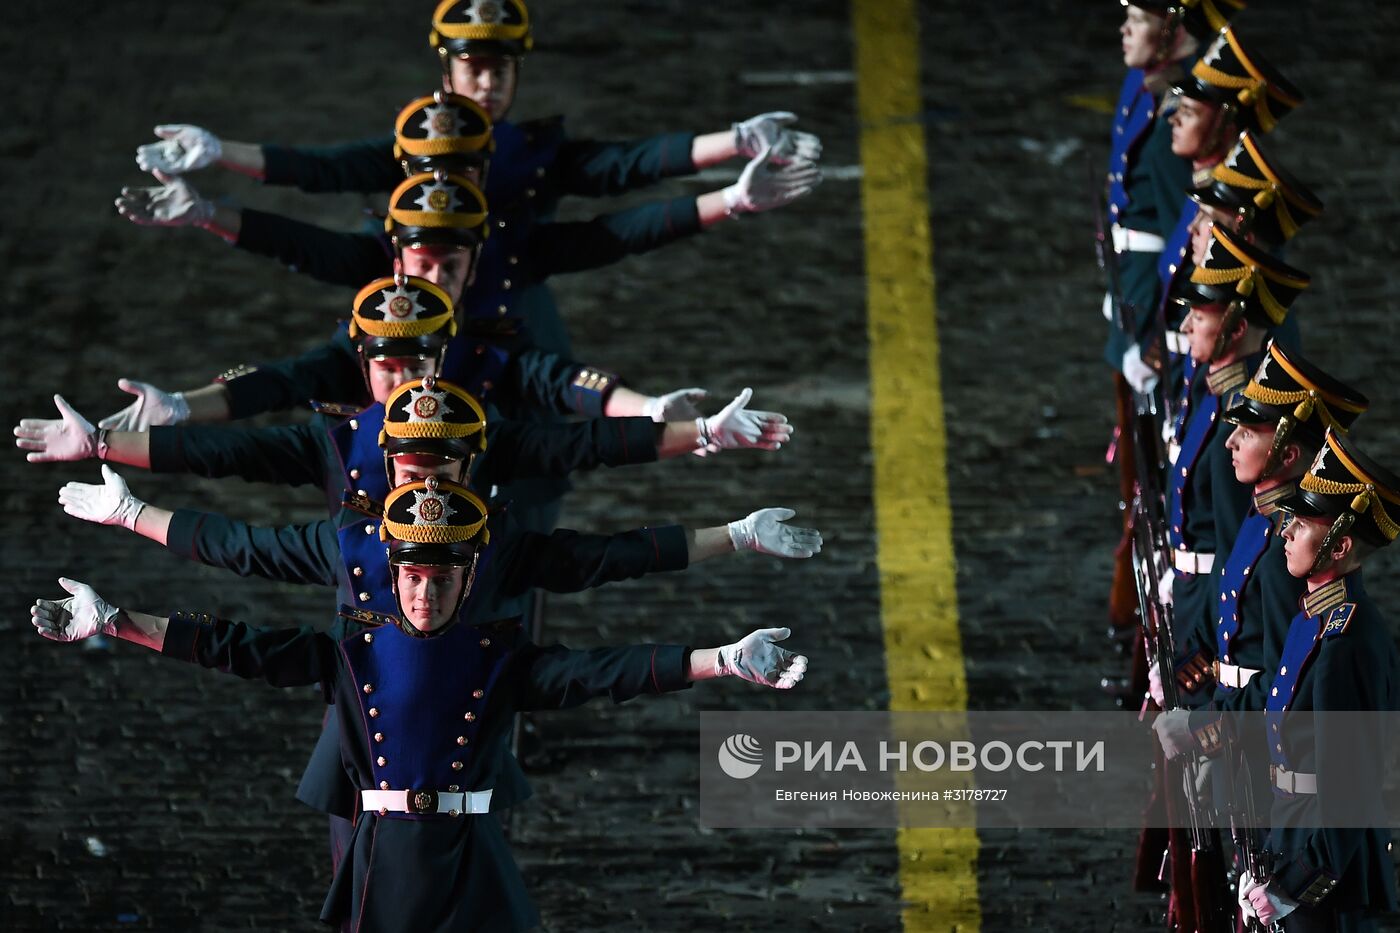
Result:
[342, 492, 384, 518]
[1206, 362, 1248, 398]
[338, 606, 395, 628]
[213, 364, 258, 384]
[1321, 603, 1357, 639]
[310, 400, 366, 417]
[1303, 578, 1349, 619]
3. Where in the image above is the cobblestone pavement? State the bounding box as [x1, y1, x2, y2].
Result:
[3, 1, 1400, 930]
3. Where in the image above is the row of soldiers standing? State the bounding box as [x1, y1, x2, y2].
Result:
[18, 1, 825, 930]
[1102, 2, 1400, 931]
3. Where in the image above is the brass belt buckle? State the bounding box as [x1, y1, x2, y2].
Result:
[408, 789, 439, 814]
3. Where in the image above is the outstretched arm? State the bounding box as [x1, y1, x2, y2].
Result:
[31, 581, 333, 689]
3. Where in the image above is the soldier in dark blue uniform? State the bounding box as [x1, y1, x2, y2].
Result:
[1230, 429, 1400, 931]
[1155, 225, 1310, 699]
[1151, 348, 1368, 932]
[30, 478, 812, 931]
[1103, 0, 1229, 392]
[1154, 28, 1307, 445]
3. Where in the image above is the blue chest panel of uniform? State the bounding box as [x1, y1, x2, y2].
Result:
[340, 620, 512, 795]
[1265, 609, 1324, 772]
[458, 223, 531, 326]
[327, 404, 388, 503]
[1108, 69, 1155, 221]
[1168, 357, 1199, 446]
[442, 334, 512, 404]
[1214, 511, 1274, 672]
[1158, 200, 1196, 293]
[336, 511, 397, 616]
[1167, 391, 1219, 550]
[484, 119, 560, 214]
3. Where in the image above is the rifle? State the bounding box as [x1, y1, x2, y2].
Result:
[1127, 386, 1233, 932]
[1236, 753, 1284, 933]
[1088, 152, 1128, 338]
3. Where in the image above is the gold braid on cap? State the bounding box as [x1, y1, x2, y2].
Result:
[384, 382, 488, 443]
[431, 0, 532, 45]
[381, 481, 491, 546]
[387, 173, 488, 232]
[1208, 138, 1318, 240]
[383, 512, 490, 544]
[395, 94, 492, 158]
[1190, 235, 1305, 326]
[349, 277, 456, 340]
[1190, 32, 1298, 133]
[1244, 386, 1364, 440]
[1300, 439, 1400, 542]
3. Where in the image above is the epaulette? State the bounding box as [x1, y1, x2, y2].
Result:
[342, 491, 385, 518]
[311, 400, 366, 417]
[1302, 577, 1349, 620]
[474, 615, 524, 635]
[1207, 361, 1249, 398]
[1254, 481, 1296, 518]
[213, 364, 257, 384]
[338, 606, 395, 628]
[1321, 602, 1356, 639]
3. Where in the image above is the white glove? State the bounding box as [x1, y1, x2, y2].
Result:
[1151, 709, 1194, 759]
[1122, 343, 1159, 394]
[1157, 570, 1174, 606]
[97, 378, 190, 431]
[716, 627, 809, 689]
[732, 111, 823, 164]
[698, 388, 792, 454]
[643, 387, 707, 423]
[30, 579, 120, 642]
[135, 124, 224, 175]
[115, 171, 216, 228]
[59, 466, 146, 531]
[1238, 870, 1260, 923]
[1148, 662, 1166, 708]
[1101, 291, 1114, 322]
[728, 507, 823, 559]
[13, 394, 97, 463]
[1244, 871, 1298, 925]
[722, 144, 822, 215]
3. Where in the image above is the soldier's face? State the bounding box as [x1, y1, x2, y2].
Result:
[391, 454, 468, 488]
[400, 244, 475, 298]
[1169, 97, 1220, 159]
[1188, 207, 1242, 266]
[1180, 303, 1225, 363]
[396, 564, 467, 631]
[445, 55, 518, 121]
[367, 356, 439, 405]
[1120, 6, 1166, 69]
[1281, 514, 1331, 578]
[1225, 422, 1274, 485]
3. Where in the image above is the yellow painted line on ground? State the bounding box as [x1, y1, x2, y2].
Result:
[852, 1, 981, 930]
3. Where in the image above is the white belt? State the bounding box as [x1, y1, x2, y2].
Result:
[1172, 550, 1215, 574]
[1216, 662, 1260, 689]
[1165, 331, 1189, 355]
[361, 788, 493, 816]
[1271, 765, 1317, 795]
[1112, 224, 1166, 253]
